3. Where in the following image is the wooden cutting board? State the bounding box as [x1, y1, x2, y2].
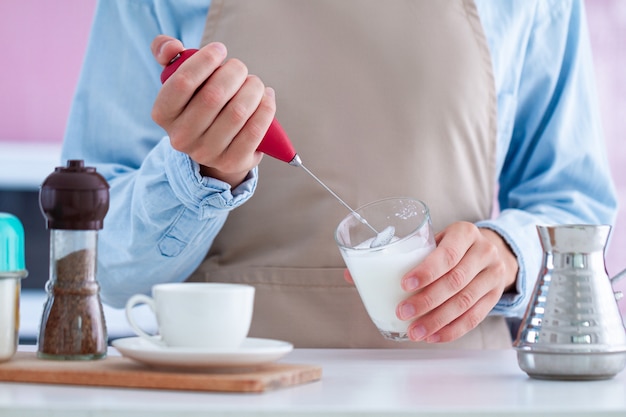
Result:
[0, 351, 322, 393]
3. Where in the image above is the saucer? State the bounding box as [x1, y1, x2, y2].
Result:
[111, 337, 293, 369]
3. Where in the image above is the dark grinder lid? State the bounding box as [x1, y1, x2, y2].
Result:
[39, 160, 110, 230]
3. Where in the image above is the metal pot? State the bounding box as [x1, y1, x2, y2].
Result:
[514, 225, 626, 380]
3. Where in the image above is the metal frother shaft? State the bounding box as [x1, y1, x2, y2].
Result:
[288, 154, 377, 234]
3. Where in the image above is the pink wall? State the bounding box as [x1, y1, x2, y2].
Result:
[0, 0, 96, 142]
[587, 0, 626, 292]
[1, 1, 625, 294]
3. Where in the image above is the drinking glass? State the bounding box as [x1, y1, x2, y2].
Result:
[335, 197, 435, 341]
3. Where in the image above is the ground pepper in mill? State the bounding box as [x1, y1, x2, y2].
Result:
[37, 160, 110, 360]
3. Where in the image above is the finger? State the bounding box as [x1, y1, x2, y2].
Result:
[223, 84, 276, 163]
[401, 222, 477, 291]
[151, 35, 185, 66]
[398, 227, 497, 321]
[169, 58, 250, 157]
[170, 42, 228, 89]
[187, 83, 274, 183]
[421, 287, 502, 343]
[343, 269, 354, 284]
[397, 242, 481, 322]
[204, 74, 268, 154]
[201, 81, 276, 171]
[406, 269, 497, 342]
[152, 42, 228, 125]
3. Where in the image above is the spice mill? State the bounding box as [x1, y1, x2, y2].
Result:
[37, 160, 110, 360]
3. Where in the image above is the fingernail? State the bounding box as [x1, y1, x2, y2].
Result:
[265, 87, 275, 98]
[158, 39, 175, 57]
[403, 276, 419, 291]
[210, 42, 227, 55]
[410, 325, 427, 341]
[398, 302, 416, 320]
[426, 334, 441, 343]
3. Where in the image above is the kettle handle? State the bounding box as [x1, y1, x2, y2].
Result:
[610, 268, 626, 302]
[611, 268, 626, 284]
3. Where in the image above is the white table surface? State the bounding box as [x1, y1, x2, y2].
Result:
[1, 346, 625, 417]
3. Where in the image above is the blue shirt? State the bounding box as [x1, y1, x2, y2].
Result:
[63, 0, 617, 314]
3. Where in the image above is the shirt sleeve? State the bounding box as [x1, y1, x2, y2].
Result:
[477, 0, 618, 317]
[60, 0, 256, 308]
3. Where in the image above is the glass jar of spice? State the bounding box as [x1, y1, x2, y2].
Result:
[37, 160, 110, 360]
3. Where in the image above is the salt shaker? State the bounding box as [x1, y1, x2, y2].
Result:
[0, 213, 28, 362]
[37, 160, 110, 360]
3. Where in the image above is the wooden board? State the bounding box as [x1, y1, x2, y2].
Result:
[0, 351, 322, 393]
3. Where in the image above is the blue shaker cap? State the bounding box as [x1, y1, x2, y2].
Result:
[0, 212, 27, 274]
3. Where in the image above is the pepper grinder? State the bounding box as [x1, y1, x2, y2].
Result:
[37, 160, 110, 360]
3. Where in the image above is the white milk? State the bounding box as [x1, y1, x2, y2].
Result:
[343, 235, 435, 335]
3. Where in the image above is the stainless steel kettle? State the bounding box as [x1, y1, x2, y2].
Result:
[514, 224, 626, 380]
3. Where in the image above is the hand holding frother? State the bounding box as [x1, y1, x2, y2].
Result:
[160, 48, 394, 247]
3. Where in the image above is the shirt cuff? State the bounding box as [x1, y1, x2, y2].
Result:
[163, 141, 258, 220]
[476, 209, 544, 318]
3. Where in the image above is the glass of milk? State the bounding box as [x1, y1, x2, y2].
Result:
[334, 197, 435, 341]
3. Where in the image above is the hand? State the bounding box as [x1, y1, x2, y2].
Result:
[150, 35, 276, 187]
[343, 222, 518, 342]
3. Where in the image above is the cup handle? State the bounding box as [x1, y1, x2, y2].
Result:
[125, 294, 165, 347]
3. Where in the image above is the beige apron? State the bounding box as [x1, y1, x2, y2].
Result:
[190, 0, 509, 348]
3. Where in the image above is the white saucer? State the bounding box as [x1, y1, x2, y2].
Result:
[111, 336, 293, 369]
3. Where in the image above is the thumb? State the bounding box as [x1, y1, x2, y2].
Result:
[150, 35, 185, 66]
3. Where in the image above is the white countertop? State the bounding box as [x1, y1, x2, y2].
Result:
[1, 346, 625, 417]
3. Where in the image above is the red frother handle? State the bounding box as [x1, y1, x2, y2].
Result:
[259, 119, 298, 164]
[160, 49, 297, 164]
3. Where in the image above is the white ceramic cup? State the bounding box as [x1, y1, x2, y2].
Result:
[125, 282, 255, 349]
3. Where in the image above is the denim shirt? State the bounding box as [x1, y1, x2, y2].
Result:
[62, 0, 617, 313]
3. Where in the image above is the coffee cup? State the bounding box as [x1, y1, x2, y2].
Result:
[125, 282, 255, 349]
